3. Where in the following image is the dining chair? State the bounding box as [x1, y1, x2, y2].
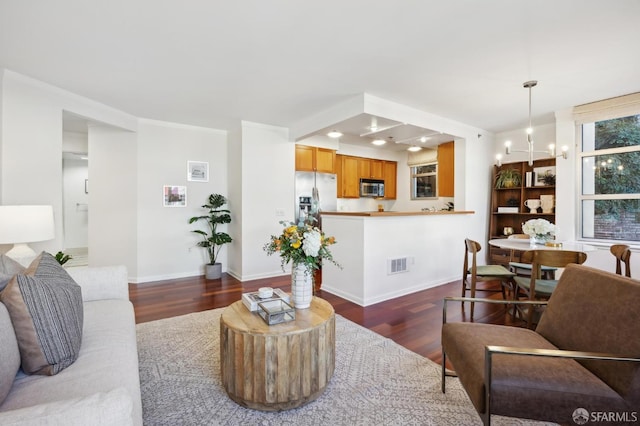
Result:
[506, 234, 557, 280]
[610, 244, 632, 278]
[513, 249, 587, 327]
[462, 238, 515, 321]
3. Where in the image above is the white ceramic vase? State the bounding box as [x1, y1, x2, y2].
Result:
[291, 263, 313, 309]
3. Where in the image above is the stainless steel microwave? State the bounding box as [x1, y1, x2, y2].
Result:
[360, 179, 385, 198]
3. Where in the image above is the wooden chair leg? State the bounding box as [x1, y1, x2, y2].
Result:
[470, 280, 476, 321]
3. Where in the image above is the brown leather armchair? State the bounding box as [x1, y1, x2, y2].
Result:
[441, 264, 640, 425]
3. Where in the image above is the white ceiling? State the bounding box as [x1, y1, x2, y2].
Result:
[309, 113, 456, 151]
[1, 1, 639, 139]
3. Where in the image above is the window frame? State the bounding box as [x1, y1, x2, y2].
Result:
[577, 114, 640, 244]
[410, 162, 438, 200]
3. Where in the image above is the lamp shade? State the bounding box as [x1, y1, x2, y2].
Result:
[0, 205, 55, 244]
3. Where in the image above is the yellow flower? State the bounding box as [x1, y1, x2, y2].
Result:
[292, 240, 301, 249]
[286, 225, 297, 235]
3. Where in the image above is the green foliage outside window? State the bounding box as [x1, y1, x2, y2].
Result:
[592, 115, 640, 218]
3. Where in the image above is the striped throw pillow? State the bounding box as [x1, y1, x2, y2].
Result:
[0, 252, 83, 375]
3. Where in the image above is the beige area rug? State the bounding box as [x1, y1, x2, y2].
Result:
[136, 308, 554, 426]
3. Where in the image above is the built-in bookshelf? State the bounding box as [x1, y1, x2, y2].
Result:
[488, 158, 556, 266]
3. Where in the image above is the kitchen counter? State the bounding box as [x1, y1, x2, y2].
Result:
[319, 210, 477, 306]
[321, 210, 474, 217]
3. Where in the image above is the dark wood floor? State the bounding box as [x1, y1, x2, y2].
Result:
[129, 273, 523, 366]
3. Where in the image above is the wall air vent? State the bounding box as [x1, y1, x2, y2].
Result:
[388, 257, 409, 275]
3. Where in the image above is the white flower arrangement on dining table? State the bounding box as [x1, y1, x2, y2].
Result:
[522, 218, 556, 240]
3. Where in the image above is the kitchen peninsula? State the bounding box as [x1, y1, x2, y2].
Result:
[320, 210, 474, 306]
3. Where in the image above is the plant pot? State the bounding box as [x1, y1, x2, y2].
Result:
[503, 179, 516, 188]
[205, 263, 222, 280]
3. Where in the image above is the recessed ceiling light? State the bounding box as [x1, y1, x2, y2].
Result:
[371, 139, 386, 146]
[407, 146, 422, 152]
[327, 130, 342, 138]
[420, 136, 429, 143]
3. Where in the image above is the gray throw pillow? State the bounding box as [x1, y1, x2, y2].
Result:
[0, 303, 21, 406]
[0, 252, 83, 375]
[0, 254, 25, 291]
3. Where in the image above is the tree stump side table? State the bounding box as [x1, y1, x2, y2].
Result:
[220, 296, 335, 411]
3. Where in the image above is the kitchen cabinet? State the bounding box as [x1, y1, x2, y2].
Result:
[357, 158, 370, 179]
[335, 154, 343, 198]
[358, 158, 383, 179]
[370, 160, 384, 179]
[337, 155, 360, 198]
[488, 158, 556, 267]
[383, 161, 397, 199]
[337, 154, 396, 199]
[295, 145, 336, 173]
[437, 141, 454, 197]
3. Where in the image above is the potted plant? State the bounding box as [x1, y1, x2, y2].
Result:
[189, 193, 232, 279]
[495, 168, 522, 188]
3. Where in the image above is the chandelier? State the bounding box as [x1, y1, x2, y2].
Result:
[496, 80, 568, 166]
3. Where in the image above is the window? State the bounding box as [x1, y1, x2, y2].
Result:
[579, 114, 640, 242]
[411, 163, 437, 199]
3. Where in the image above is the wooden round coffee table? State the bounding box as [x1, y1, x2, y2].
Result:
[220, 296, 335, 411]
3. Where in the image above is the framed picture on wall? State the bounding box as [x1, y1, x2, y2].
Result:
[163, 185, 187, 207]
[533, 166, 556, 186]
[187, 161, 209, 182]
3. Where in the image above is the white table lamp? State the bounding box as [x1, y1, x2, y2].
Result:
[0, 205, 55, 261]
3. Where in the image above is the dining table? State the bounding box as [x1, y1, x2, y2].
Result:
[488, 238, 596, 252]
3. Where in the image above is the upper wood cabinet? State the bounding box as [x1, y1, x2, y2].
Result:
[383, 161, 397, 199]
[335, 154, 343, 197]
[357, 158, 370, 179]
[357, 158, 384, 179]
[370, 160, 384, 179]
[337, 154, 396, 199]
[437, 141, 454, 197]
[295, 145, 336, 173]
[339, 155, 360, 198]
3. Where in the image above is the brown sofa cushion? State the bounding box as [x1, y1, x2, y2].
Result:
[536, 264, 640, 405]
[442, 322, 627, 420]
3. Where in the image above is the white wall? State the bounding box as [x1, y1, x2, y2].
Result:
[322, 214, 473, 306]
[226, 122, 242, 278]
[493, 122, 556, 165]
[0, 70, 137, 257]
[88, 125, 138, 273]
[239, 121, 294, 280]
[1, 70, 501, 285]
[134, 119, 227, 282]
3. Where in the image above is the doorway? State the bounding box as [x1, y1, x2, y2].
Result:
[62, 112, 89, 266]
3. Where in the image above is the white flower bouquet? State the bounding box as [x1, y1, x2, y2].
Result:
[263, 221, 340, 271]
[522, 218, 556, 240]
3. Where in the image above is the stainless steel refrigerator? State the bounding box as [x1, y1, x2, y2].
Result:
[294, 171, 337, 225]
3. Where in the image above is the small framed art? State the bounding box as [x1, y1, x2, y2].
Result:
[187, 161, 209, 182]
[163, 185, 187, 207]
[533, 166, 556, 186]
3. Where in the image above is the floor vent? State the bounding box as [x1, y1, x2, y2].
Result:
[388, 257, 408, 274]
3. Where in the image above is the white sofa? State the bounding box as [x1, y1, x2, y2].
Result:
[0, 265, 142, 426]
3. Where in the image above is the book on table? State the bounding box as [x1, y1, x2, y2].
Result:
[242, 288, 291, 312]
